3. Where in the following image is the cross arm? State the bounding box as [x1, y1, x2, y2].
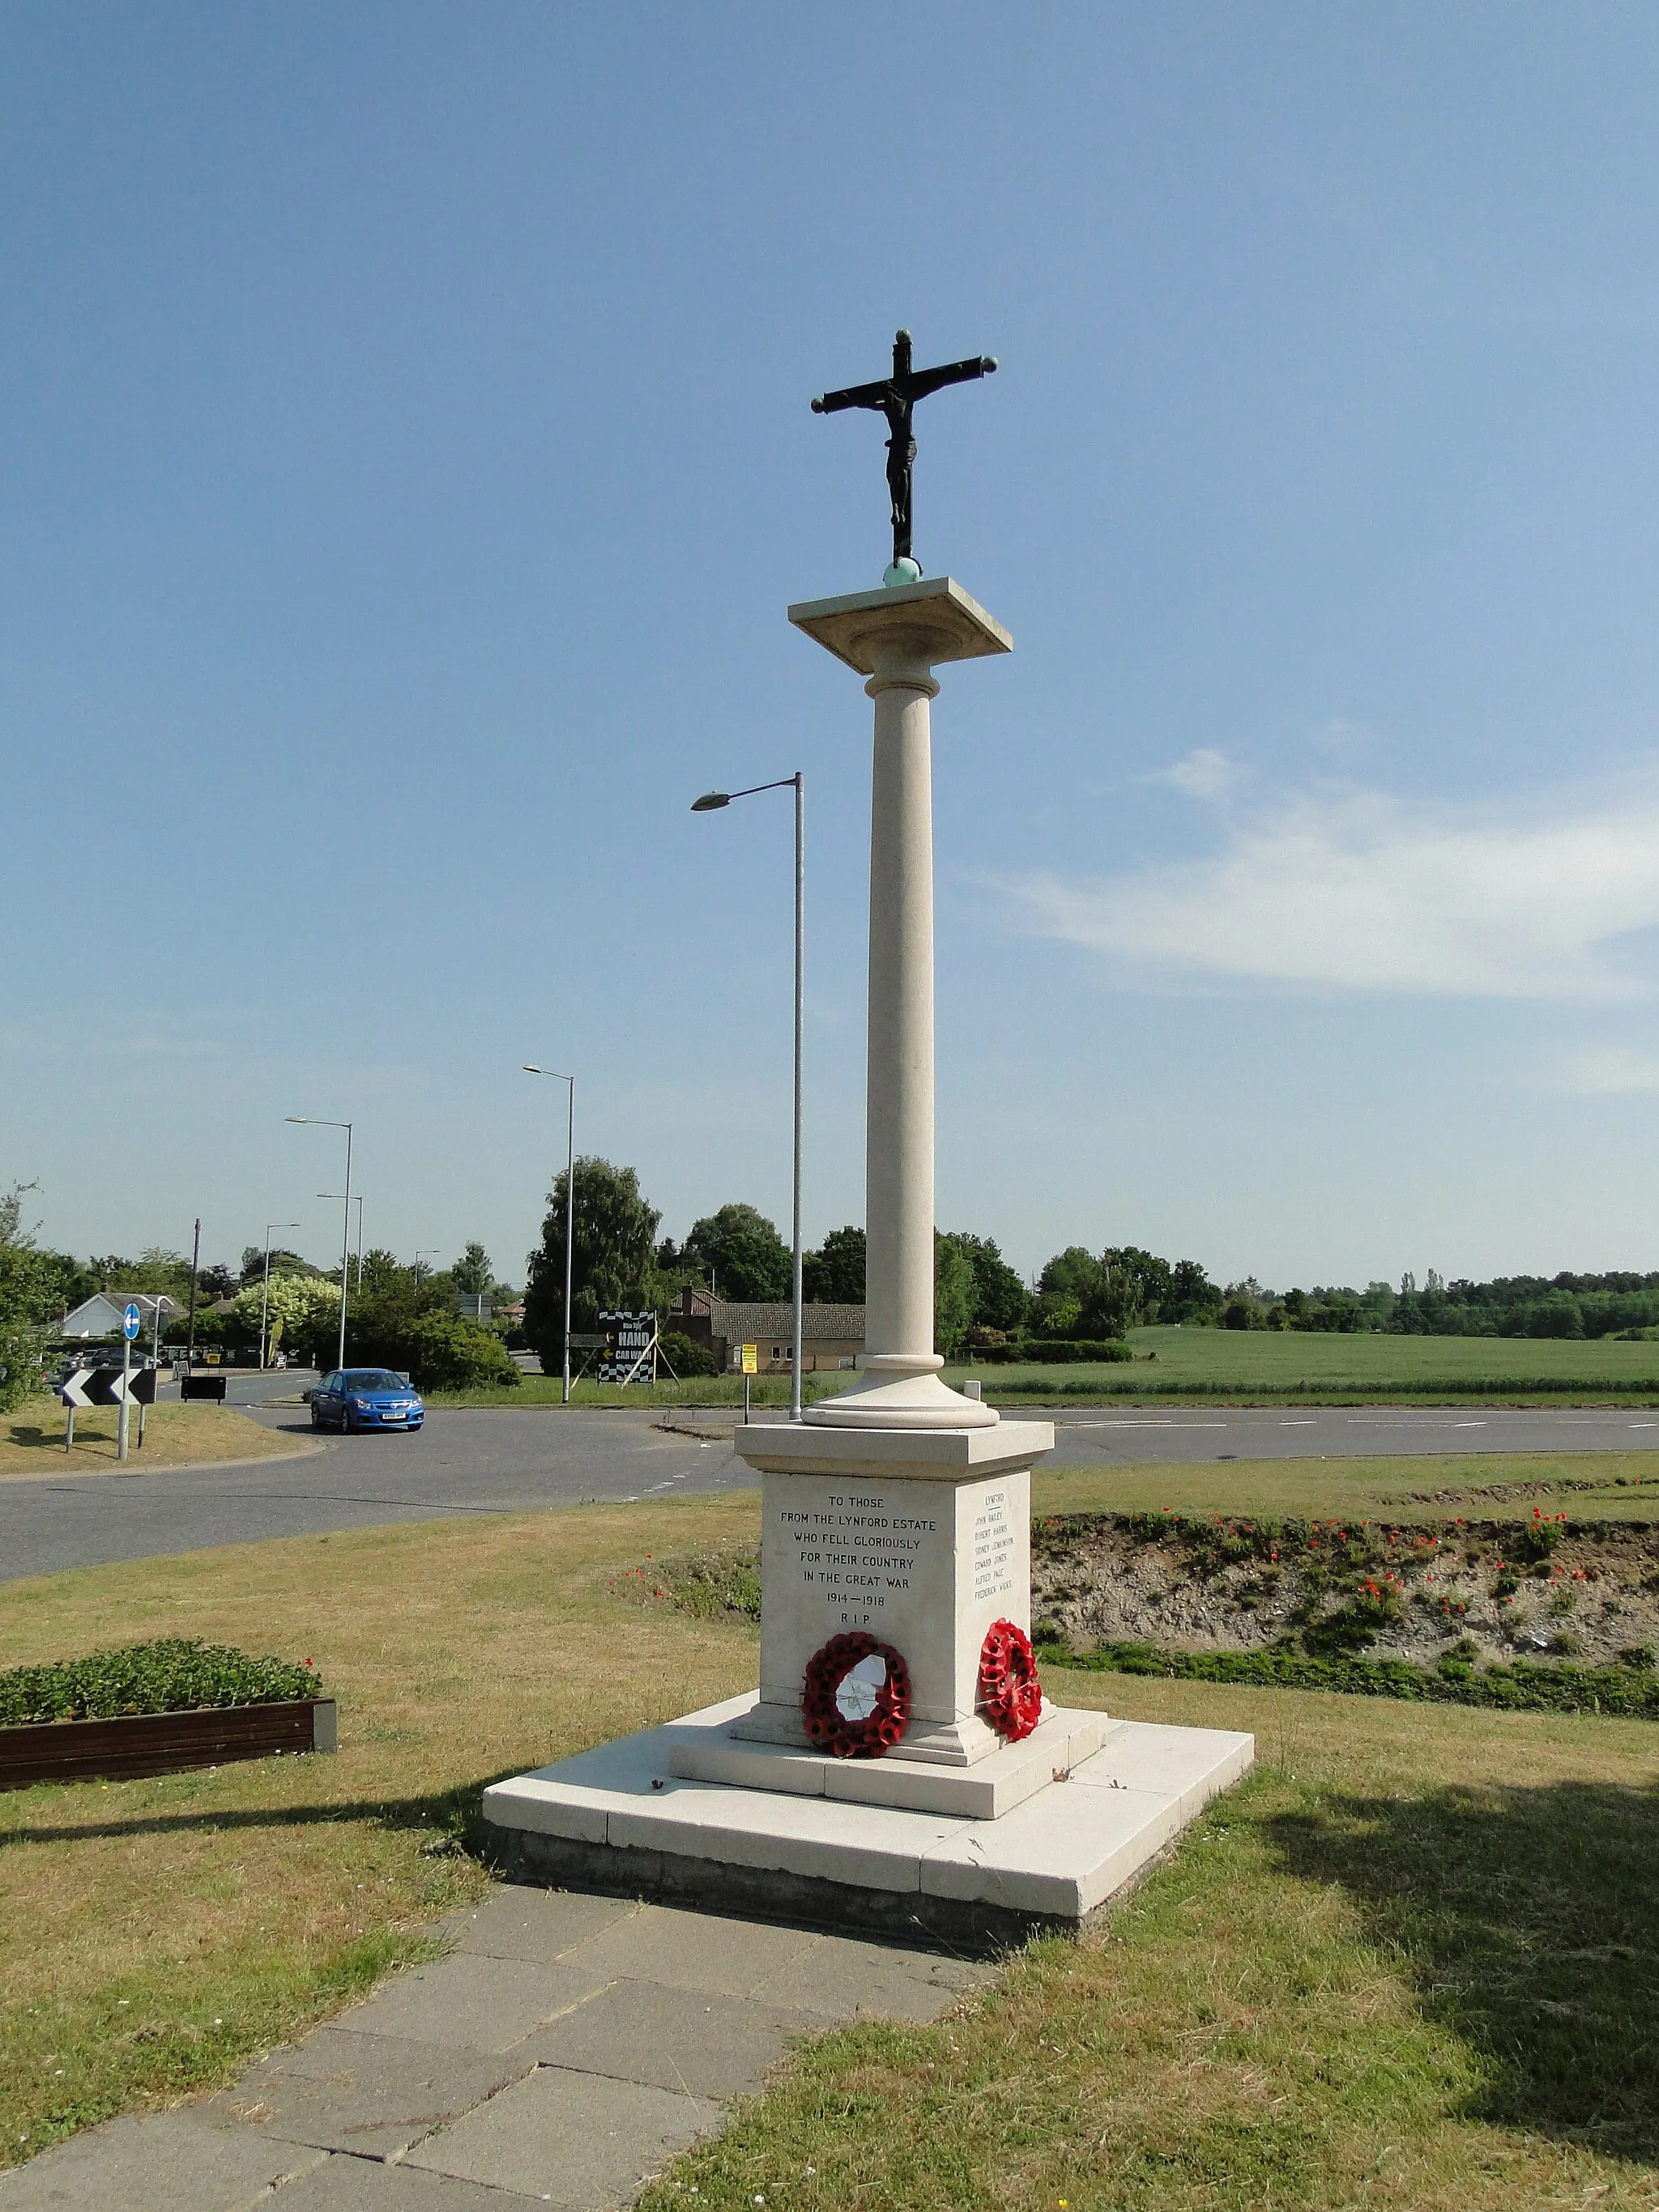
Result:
[812, 377, 896, 415]
[903, 354, 997, 403]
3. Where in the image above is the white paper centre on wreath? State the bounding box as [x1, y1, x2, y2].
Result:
[835, 1652, 887, 1723]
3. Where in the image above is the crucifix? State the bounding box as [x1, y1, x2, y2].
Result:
[812, 328, 996, 576]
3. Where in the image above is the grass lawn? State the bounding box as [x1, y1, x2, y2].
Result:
[0, 1399, 312, 1480]
[1030, 1449, 1659, 1522]
[3, 1489, 1657, 2205]
[949, 1323, 1659, 1404]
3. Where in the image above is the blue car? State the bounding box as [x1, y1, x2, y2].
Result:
[309, 1368, 424, 1433]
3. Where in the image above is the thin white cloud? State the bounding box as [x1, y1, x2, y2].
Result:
[1540, 1045, 1659, 1095]
[1008, 777, 1659, 999]
[1156, 747, 1243, 802]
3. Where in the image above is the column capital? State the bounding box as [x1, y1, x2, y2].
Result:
[789, 575, 1011, 676]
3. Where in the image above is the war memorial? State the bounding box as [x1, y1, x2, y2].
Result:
[483, 335, 1253, 1943]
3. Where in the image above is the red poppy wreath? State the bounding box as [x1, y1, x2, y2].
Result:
[800, 1631, 912, 1758]
[979, 1617, 1043, 1741]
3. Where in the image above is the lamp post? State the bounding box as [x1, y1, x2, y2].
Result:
[258, 1222, 301, 1370]
[285, 1118, 353, 1371]
[522, 1065, 576, 1404]
[692, 774, 804, 1422]
[412, 1249, 440, 1285]
[318, 1195, 364, 1289]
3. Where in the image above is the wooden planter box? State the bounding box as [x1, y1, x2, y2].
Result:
[0, 1698, 338, 1791]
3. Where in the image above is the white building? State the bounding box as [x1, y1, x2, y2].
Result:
[58, 1292, 177, 1340]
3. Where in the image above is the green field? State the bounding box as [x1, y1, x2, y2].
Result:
[949, 1323, 1659, 1404]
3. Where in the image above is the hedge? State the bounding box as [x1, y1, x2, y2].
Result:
[971, 1339, 1132, 1365]
[0, 1639, 320, 1726]
[1051, 1636, 1659, 1718]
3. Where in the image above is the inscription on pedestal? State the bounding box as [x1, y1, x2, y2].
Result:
[971, 1490, 1016, 1609]
[778, 1490, 945, 1634]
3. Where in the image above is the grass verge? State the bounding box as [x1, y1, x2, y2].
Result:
[1031, 1449, 1659, 1522]
[643, 1673, 1659, 2211]
[0, 1400, 310, 1478]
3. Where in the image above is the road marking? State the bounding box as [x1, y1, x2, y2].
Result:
[1279, 1420, 1315, 1426]
[1631, 1422, 1658, 1430]
[1454, 1421, 1487, 1429]
[1064, 1421, 1229, 1431]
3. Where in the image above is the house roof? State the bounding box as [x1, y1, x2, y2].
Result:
[60, 1292, 177, 1333]
[703, 1301, 864, 1342]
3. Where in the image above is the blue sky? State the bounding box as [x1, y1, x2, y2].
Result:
[8, 5, 1659, 1292]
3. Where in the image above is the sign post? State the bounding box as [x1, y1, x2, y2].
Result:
[740, 1341, 758, 1423]
[117, 1303, 141, 1462]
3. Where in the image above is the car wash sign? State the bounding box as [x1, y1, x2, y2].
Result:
[597, 1312, 655, 1384]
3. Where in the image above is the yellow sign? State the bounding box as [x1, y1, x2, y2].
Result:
[740, 1344, 758, 1375]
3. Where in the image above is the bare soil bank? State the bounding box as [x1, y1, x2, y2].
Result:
[1032, 1510, 1659, 1670]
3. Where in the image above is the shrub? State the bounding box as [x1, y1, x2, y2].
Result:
[401, 1314, 520, 1392]
[0, 1639, 318, 1725]
[659, 1329, 719, 1379]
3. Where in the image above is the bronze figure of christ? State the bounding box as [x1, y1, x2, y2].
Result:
[812, 329, 996, 571]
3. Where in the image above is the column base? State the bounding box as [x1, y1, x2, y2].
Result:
[805, 1357, 998, 1430]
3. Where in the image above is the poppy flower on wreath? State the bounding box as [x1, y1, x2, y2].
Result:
[979, 1617, 1043, 1741]
[800, 1631, 912, 1758]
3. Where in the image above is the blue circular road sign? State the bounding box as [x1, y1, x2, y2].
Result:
[122, 1302, 142, 1340]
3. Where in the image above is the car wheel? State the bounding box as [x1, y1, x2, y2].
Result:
[310, 1409, 321, 1430]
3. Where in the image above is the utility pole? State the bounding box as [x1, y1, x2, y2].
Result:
[186, 1217, 201, 1362]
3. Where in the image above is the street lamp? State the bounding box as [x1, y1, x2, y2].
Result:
[412, 1249, 441, 1283]
[258, 1222, 301, 1370]
[522, 1064, 576, 1404]
[318, 1195, 364, 1289]
[692, 774, 804, 1421]
[285, 1117, 353, 1371]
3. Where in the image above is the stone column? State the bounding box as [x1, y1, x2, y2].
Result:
[788, 578, 1012, 1431]
[863, 646, 941, 1389]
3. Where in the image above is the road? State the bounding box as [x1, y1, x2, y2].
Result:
[3, 1385, 1658, 1583]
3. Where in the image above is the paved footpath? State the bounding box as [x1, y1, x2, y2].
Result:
[1, 1887, 992, 2210]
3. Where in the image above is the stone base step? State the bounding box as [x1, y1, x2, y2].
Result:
[482, 1694, 1254, 1948]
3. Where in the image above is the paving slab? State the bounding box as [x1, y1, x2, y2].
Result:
[555, 1900, 819, 1997]
[272, 2156, 522, 2208]
[750, 1930, 995, 2022]
[196, 2027, 529, 2158]
[0, 2112, 325, 2210]
[331, 1950, 610, 2052]
[441, 1887, 638, 1964]
[404, 2065, 719, 2206]
[524, 1979, 825, 2097]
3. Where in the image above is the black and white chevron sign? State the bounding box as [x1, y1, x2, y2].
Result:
[59, 1366, 157, 1409]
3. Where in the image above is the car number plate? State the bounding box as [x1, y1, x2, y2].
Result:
[382, 1409, 406, 1421]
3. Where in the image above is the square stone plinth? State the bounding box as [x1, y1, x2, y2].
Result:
[672, 1694, 1105, 1819]
[731, 1419, 1056, 1769]
[481, 1694, 1254, 1950]
[788, 576, 1013, 674]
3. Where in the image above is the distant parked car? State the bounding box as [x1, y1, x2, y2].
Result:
[309, 1369, 424, 1433]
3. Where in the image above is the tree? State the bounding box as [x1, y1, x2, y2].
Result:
[239, 1245, 318, 1287]
[1168, 1259, 1223, 1323]
[803, 1225, 866, 1303]
[681, 1204, 791, 1302]
[523, 1157, 662, 1371]
[934, 1233, 978, 1359]
[230, 1273, 342, 1363]
[1034, 1247, 1098, 1335]
[959, 1235, 1028, 1335]
[451, 1242, 492, 1297]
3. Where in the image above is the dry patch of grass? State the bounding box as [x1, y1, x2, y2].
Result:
[1033, 1450, 1659, 1524]
[0, 1493, 760, 2165]
[0, 1399, 313, 1479]
[646, 1676, 1659, 2211]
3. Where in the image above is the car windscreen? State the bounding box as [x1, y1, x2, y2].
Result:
[342, 1370, 407, 1392]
